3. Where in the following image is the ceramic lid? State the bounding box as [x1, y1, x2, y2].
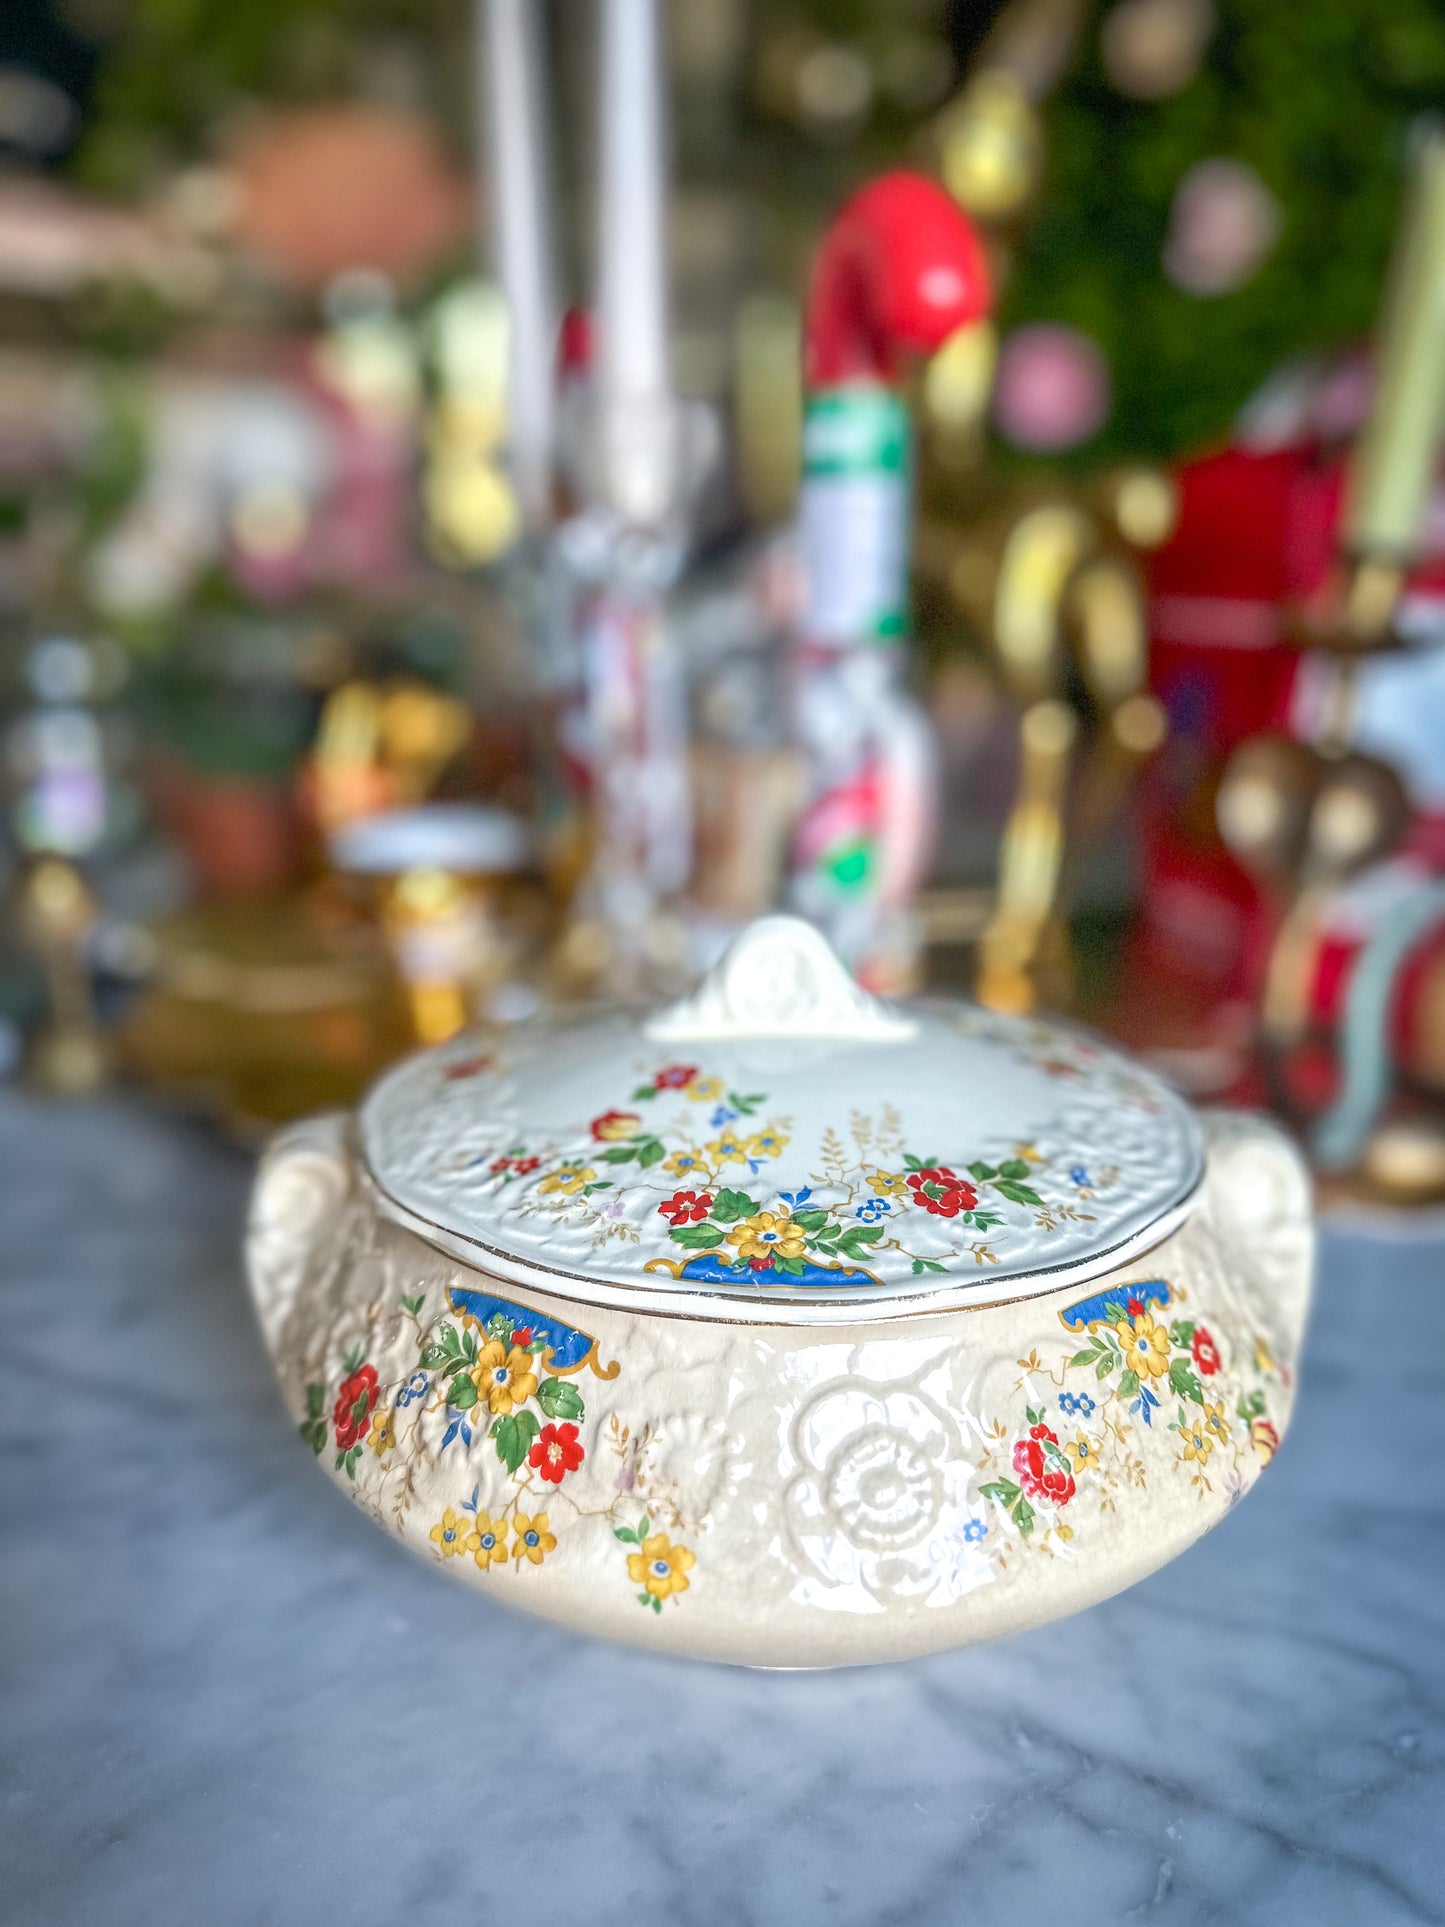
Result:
[360, 917, 1205, 1321]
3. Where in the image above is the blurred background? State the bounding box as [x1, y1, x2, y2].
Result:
[5, 0, 1445, 1211]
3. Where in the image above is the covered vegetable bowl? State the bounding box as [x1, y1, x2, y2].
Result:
[247, 915, 1313, 1668]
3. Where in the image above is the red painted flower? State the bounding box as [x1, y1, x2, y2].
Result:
[489, 1157, 514, 1175]
[906, 1166, 979, 1217]
[511, 1326, 533, 1348]
[747, 1255, 774, 1271]
[591, 1109, 643, 1142]
[653, 1064, 700, 1090]
[529, 1421, 585, 1483]
[1012, 1423, 1076, 1506]
[443, 1054, 494, 1081]
[658, 1189, 714, 1225]
[1192, 1327, 1221, 1376]
[333, 1364, 379, 1450]
[512, 1155, 542, 1176]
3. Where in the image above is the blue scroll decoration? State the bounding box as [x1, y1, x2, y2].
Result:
[1058, 1279, 1171, 1332]
[447, 1285, 619, 1378]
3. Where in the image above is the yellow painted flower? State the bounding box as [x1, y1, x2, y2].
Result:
[471, 1511, 510, 1570]
[471, 1340, 539, 1415]
[512, 1510, 556, 1565]
[1064, 1435, 1098, 1475]
[1251, 1417, 1280, 1463]
[628, 1533, 696, 1600]
[430, 1508, 475, 1558]
[1178, 1416, 1212, 1463]
[1254, 1335, 1278, 1376]
[663, 1147, 708, 1181]
[368, 1408, 397, 1456]
[745, 1126, 789, 1161]
[707, 1130, 751, 1166]
[1013, 1142, 1044, 1165]
[540, 1162, 594, 1196]
[727, 1211, 806, 1263]
[1203, 1401, 1230, 1445]
[865, 1169, 908, 1199]
[1116, 1310, 1171, 1380]
[592, 1109, 642, 1142]
[685, 1075, 724, 1103]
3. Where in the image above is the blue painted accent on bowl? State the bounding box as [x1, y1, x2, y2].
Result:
[1059, 1279, 1171, 1332]
[448, 1286, 595, 1370]
[678, 1254, 878, 1288]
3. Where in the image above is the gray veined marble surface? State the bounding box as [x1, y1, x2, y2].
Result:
[2, 1092, 1442, 1927]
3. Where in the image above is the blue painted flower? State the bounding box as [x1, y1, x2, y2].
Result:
[396, 1370, 429, 1408]
[1058, 1390, 1096, 1418]
[855, 1197, 892, 1222]
[710, 1105, 738, 1129]
[779, 1187, 813, 1208]
[962, 1517, 988, 1544]
[1069, 1165, 1091, 1187]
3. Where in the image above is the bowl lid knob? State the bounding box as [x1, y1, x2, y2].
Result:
[644, 915, 917, 1043]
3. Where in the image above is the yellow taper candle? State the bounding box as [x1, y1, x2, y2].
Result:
[1344, 126, 1445, 562]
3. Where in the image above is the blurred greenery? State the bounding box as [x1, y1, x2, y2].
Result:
[1002, 0, 1445, 462]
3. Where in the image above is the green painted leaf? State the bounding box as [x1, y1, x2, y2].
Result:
[537, 1377, 584, 1420]
[637, 1592, 655, 1609]
[1169, 1320, 1196, 1347]
[1117, 1369, 1139, 1398]
[729, 1092, 765, 1115]
[903, 1153, 924, 1171]
[599, 1144, 639, 1163]
[669, 1221, 723, 1249]
[299, 1419, 326, 1454]
[448, 1372, 479, 1410]
[491, 1409, 540, 1474]
[1169, 1358, 1205, 1405]
[638, 1516, 650, 1539]
[772, 1255, 805, 1276]
[792, 1208, 830, 1232]
[631, 1084, 657, 1101]
[615, 1526, 638, 1543]
[1011, 1496, 1035, 1536]
[401, 1293, 425, 1316]
[1097, 1356, 1115, 1381]
[1026, 1404, 1043, 1425]
[842, 1221, 884, 1246]
[995, 1180, 1045, 1208]
[710, 1187, 759, 1224]
[343, 1341, 364, 1373]
[582, 1182, 612, 1196]
[637, 1138, 666, 1168]
[1070, 1349, 1098, 1367]
[980, 1479, 1020, 1506]
[910, 1257, 947, 1274]
[998, 1158, 1032, 1180]
[305, 1383, 325, 1420]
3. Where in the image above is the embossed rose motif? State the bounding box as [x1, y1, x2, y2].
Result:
[783, 1375, 983, 1604]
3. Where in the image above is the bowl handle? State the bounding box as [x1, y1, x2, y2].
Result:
[246, 1111, 353, 1355]
[1199, 1109, 1315, 1340]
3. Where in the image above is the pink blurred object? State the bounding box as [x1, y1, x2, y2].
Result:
[993, 322, 1110, 451]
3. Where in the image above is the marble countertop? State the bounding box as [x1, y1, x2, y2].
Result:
[3, 1091, 1442, 1927]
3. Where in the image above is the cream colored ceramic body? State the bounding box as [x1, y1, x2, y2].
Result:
[246, 920, 1313, 1668]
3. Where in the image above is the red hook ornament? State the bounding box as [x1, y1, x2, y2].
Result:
[805, 171, 993, 388]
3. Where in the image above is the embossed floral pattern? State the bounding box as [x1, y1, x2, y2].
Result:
[977, 1282, 1289, 1548]
[303, 1287, 702, 1619]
